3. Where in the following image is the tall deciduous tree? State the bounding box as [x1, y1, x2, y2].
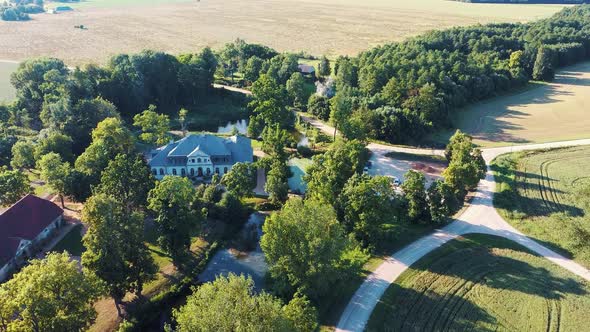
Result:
[443, 130, 487, 199]
[221, 162, 256, 198]
[0, 252, 103, 331]
[34, 131, 74, 163]
[533, 46, 555, 81]
[318, 56, 331, 77]
[97, 154, 155, 211]
[133, 105, 171, 146]
[148, 176, 200, 265]
[38, 152, 71, 208]
[401, 170, 430, 224]
[305, 139, 368, 207]
[339, 174, 404, 250]
[261, 198, 367, 300]
[174, 274, 317, 332]
[10, 140, 35, 170]
[75, 117, 135, 185]
[82, 194, 157, 316]
[286, 72, 307, 109]
[265, 160, 289, 206]
[307, 94, 331, 121]
[0, 168, 32, 206]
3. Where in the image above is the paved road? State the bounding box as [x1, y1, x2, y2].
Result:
[336, 138, 590, 332]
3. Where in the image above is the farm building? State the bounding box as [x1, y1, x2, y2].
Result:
[298, 64, 316, 76]
[0, 195, 64, 282]
[148, 134, 253, 180]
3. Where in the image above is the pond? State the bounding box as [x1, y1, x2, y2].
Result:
[217, 119, 248, 135]
[198, 213, 268, 291]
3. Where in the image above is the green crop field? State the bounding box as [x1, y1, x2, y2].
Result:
[492, 146, 590, 267]
[367, 233, 590, 332]
[0, 61, 17, 102]
[432, 62, 590, 147]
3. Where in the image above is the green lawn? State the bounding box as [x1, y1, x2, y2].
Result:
[367, 233, 590, 332]
[0, 61, 18, 102]
[52, 224, 85, 256]
[492, 146, 590, 268]
[319, 221, 450, 330]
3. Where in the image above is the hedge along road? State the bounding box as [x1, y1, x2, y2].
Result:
[336, 138, 590, 332]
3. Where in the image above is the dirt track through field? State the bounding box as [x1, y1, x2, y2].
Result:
[0, 0, 566, 65]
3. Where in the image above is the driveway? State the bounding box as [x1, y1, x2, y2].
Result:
[336, 138, 590, 332]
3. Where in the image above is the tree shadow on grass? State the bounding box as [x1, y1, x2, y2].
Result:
[491, 162, 585, 218]
[367, 282, 497, 332]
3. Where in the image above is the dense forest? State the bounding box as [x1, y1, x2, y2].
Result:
[324, 5, 590, 145]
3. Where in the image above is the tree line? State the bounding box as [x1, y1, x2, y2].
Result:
[323, 5, 590, 145]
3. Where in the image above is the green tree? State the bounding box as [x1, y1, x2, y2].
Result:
[97, 154, 155, 211]
[261, 198, 368, 300]
[427, 180, 459, 224]
[318, 56, 331, 77]
[178, 108, 189, 136]
[381, 77, 406, 107]
[133, 105, 171, 146]
[329, 87, 353, 138]
[0, 168, 32, 206]
[173, 274, 297, 332]
[82, 194, 157, 316]
[401, 170, 430, 224]
[339, 175, 403, 250]
[10, 140, 35, 170]
[148, 176, 200, 265]
[533, 46, 555, 81]
[248, 74, 292, 130]
[265, 160, 289, 206]
[243, 56, 264, 84]
[307, 94, 331, 121]
[75, 117, 135, 185]
[34, 131, 74, 163]
[38, 152, 71, 208]
[221, 162, 256, 198]
[283, 292, 319, 332]
[286, 72, 307, 109]
[305, 139, 368, 207]
[0, 252, 103, 332]
[261, 124, 290, 161]
[443, 130, 487, 199]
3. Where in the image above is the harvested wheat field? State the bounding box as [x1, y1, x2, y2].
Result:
[367, 234, 590, 332]
[0, 61, 18, 101]
[437, 62, 590, 147]
[0, 0, 567, 65]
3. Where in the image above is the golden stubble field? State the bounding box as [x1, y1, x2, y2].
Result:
[0, 0, 568, 65]
[446, 62, 590, 147]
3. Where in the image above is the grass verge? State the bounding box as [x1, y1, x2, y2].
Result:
[367, 233, 590, 331]
[491, 146, 590, 268]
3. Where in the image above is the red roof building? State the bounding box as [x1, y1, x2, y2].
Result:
[0, 195, 64, 281]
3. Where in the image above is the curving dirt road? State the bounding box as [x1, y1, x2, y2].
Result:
[336, 138, 590, 332]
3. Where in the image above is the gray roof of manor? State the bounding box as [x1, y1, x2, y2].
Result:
[149, 134, 253, 167]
